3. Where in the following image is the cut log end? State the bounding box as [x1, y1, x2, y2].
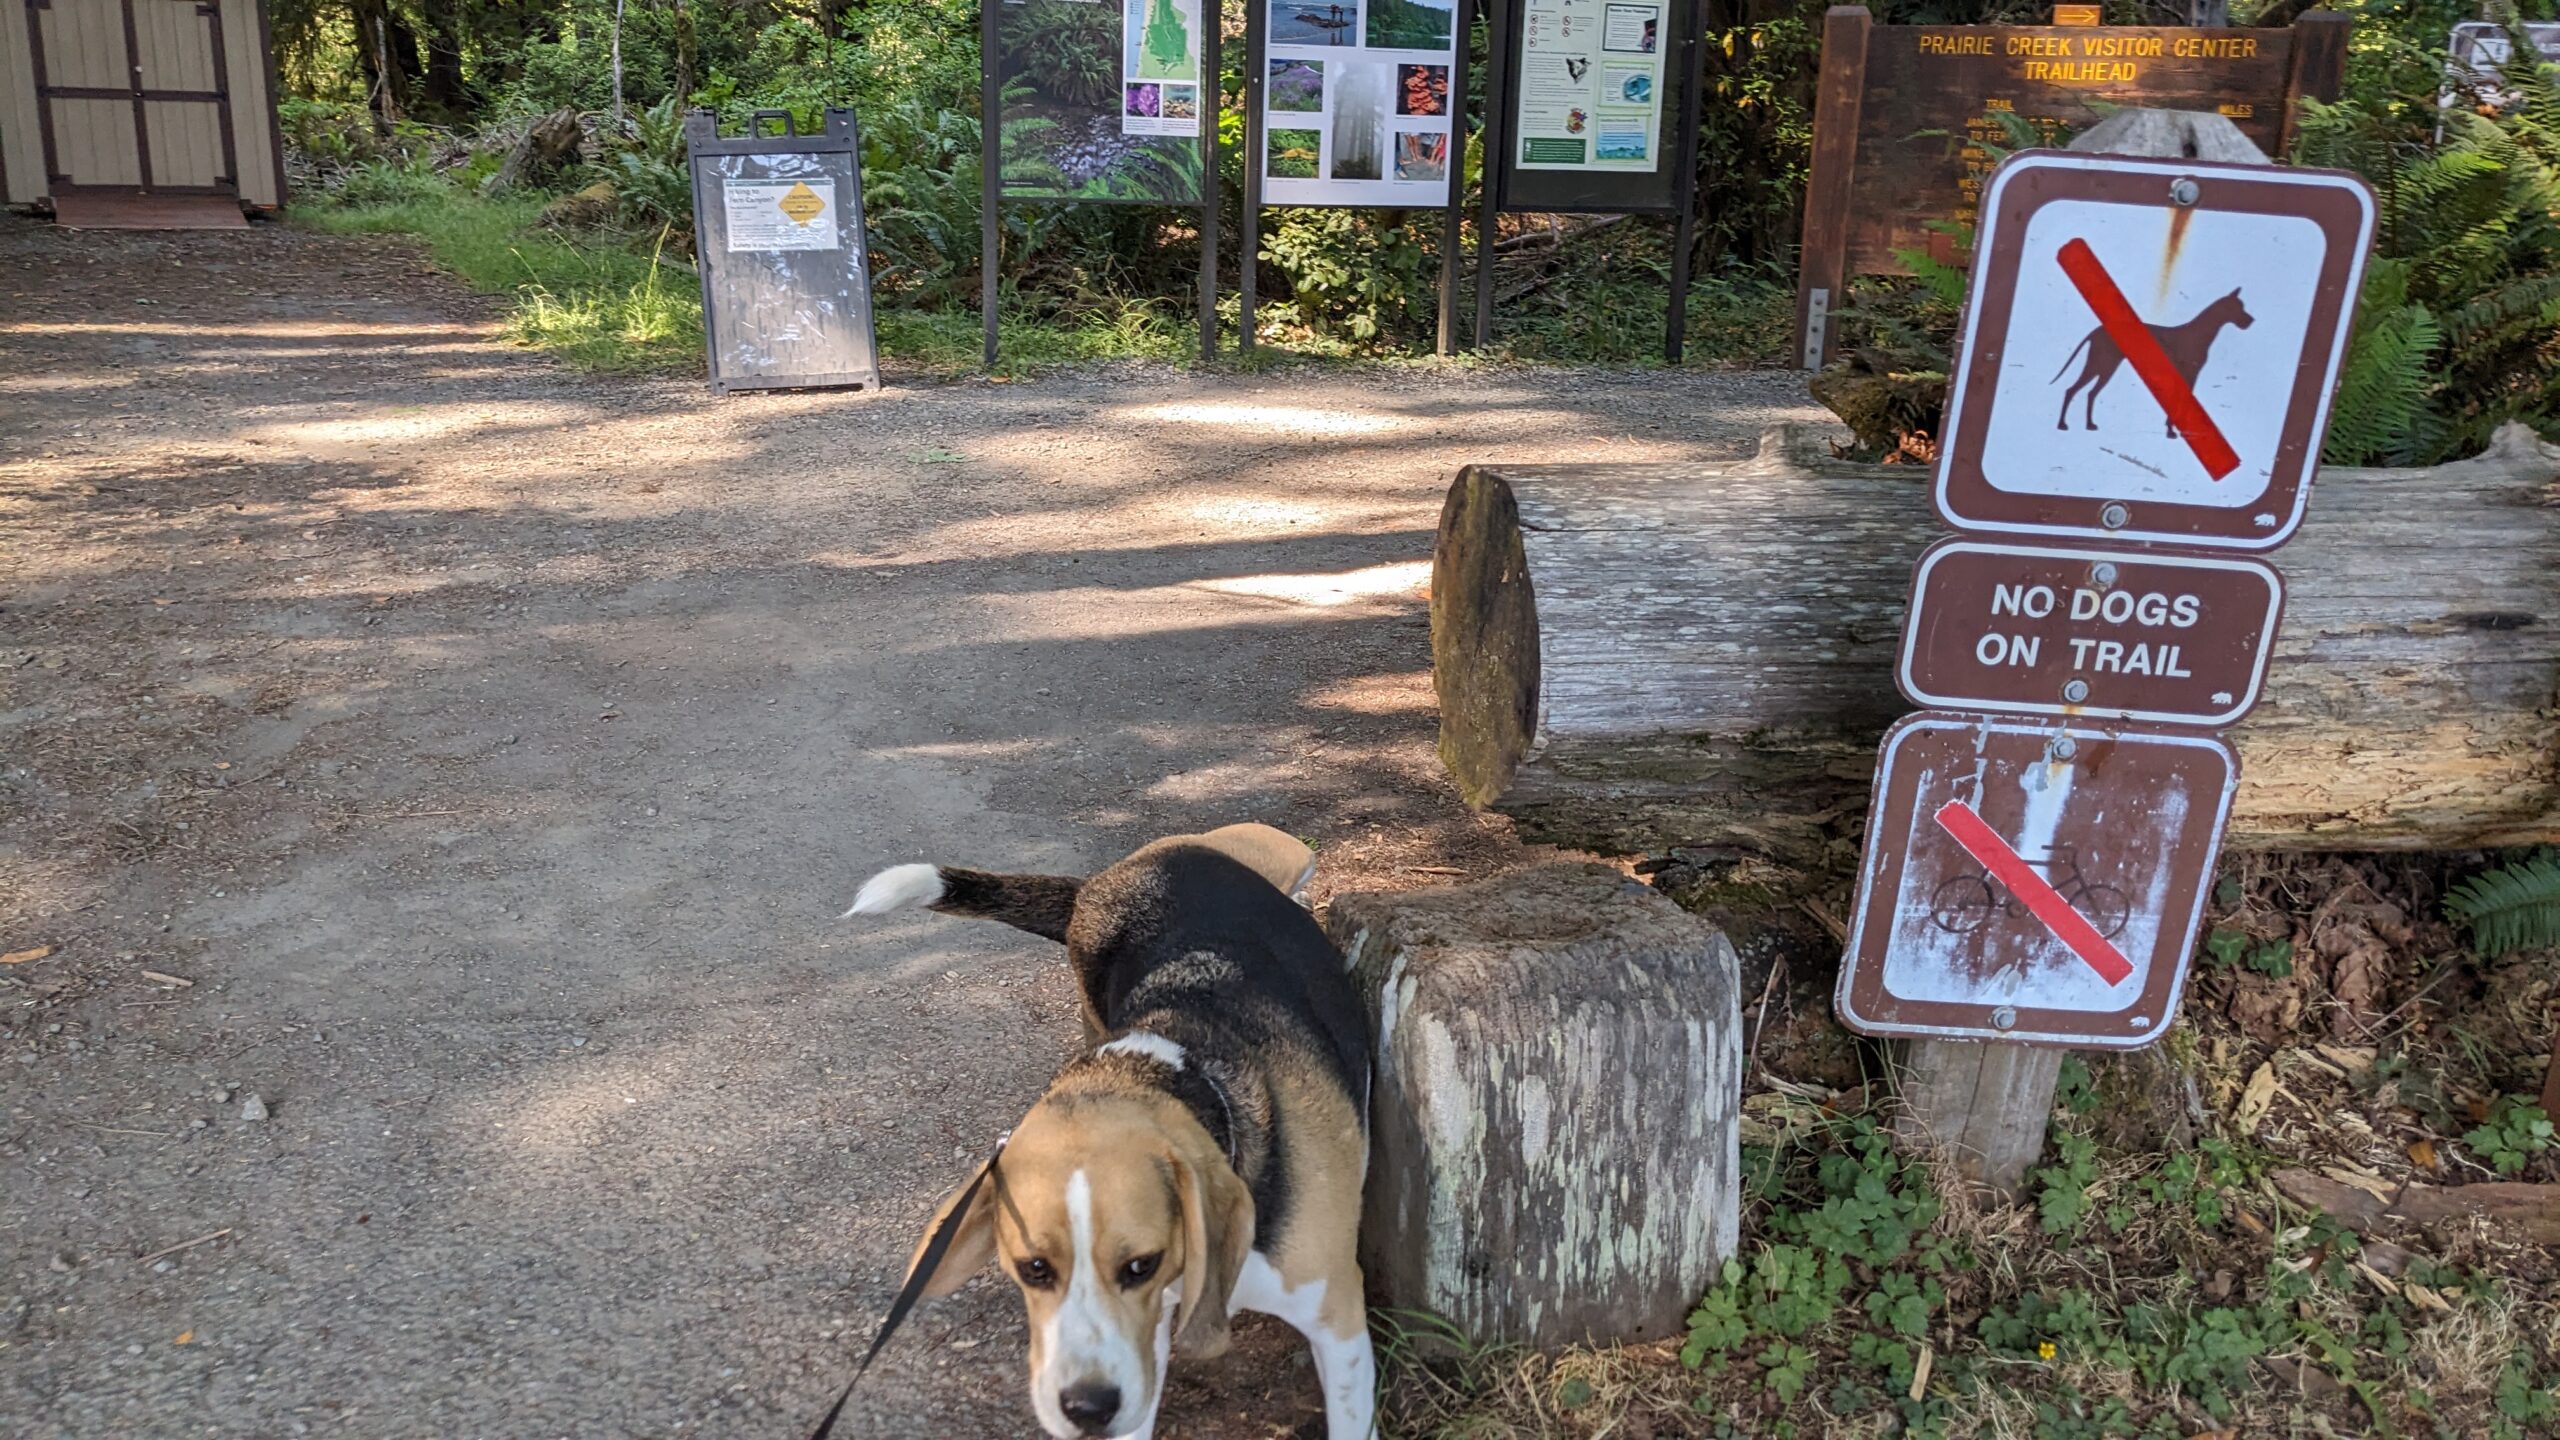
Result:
[1431, 467, 1539, 808]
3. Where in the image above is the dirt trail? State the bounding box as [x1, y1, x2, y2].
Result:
[0, 214, 1826, 1438]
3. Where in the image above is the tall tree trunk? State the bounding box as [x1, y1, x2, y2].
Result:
[611, 0, 627, 126]
[672, 0, 698, 106]
[350, 0, 422, 131]
[420, 8, 469, 118]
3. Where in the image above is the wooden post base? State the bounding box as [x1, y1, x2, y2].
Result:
[1893, 1040, 2066, 1200]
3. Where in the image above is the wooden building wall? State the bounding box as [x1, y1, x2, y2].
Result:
[1, 0, 287, 209]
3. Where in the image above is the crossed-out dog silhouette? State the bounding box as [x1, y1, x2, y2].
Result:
[2051, 287, 2254, 435]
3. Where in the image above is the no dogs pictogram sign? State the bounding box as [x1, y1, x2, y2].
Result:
[1935, 152, 2376, 551]
[1837, 713, 2238, 1048]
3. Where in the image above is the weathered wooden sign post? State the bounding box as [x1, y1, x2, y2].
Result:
[1793, 6, 2348, 370]
[1835, 111, 2376, 1195]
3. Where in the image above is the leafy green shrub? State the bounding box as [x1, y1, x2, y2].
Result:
[278, 96, 383, 168]
[609, 98, 695, 231]
[1258, 208, 1437, 343]
[2298, 26, 2560, 464]
[861, 97, 990, 308]
[2464, 1097, 2555, 1176]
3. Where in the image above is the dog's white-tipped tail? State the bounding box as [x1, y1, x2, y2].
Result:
[844, 863, 946, 919]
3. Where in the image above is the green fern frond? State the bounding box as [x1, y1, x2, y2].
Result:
[2324, 261, 2444, 465]
[2445, 850, 2560, 957]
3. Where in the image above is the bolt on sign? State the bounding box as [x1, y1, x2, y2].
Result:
[1838, 140, 2375, 1050]
[1899, 540, 2283, 728]
[1934, 152, 2377, 550]
[1840, 714, 2237, 1048]
[1790, 6, 2349, 368]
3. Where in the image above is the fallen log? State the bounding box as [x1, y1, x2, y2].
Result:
[1432, 423, 2560, 862]
[2274, 1168, 2560, 1247]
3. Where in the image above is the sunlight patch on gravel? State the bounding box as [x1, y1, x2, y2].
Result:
[1180, 496, 1352, 530]
[1192, 559, 1430, 607]
[1110, 400, 1413, 436]
[244, 400, 597, 448]
[1298, 672, 1435, 715]
[1143, 757, 1309, 802]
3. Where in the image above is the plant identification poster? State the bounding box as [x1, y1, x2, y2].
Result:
[1123, 0, 1205, 137]
[1515, 0, 1664, 171]
[1261, 0, 1459, 205]
[994, 0, 1203, 203]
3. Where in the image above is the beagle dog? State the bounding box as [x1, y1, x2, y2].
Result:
[846, 825, 1375, 1440]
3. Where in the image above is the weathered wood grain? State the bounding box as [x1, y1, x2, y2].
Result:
[1432, 423, 2560, 863]
[1895, 1039, 2066, 1200]
[2274, 1168, 2560, 1247]
[1326, 864, 1741, 1349]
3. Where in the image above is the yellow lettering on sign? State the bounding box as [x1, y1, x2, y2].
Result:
[2172, 35, 2260, 58]
[778, 181, 826, 225]
[1919, 32, 1996, 55]
[2024, 59, 2140, 81]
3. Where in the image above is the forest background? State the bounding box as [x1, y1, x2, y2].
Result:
[273, 0, 2557, 464]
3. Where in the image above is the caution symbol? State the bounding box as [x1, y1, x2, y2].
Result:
[777, 181, 827, 225]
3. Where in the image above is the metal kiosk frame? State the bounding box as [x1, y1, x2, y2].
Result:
[1238, 0, 1479, 358]
[980, 0, 1222, 366]
[1476, 0, 1709, 363]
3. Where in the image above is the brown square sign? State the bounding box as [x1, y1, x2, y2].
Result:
[1898, 539, 2284, 727]
[1838, 711, 2238, 1048]
[1933, 151, 2375, 551]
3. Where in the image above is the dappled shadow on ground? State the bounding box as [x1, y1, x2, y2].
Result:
[0, 212, 1827, 1437]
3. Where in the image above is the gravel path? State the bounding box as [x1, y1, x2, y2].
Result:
[0, 212, 1827, 1438]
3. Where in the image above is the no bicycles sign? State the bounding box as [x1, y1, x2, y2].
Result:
[1839, 713, 2237, 1048]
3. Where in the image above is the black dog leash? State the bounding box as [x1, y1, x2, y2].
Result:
[805, 1139, 1006, 1440]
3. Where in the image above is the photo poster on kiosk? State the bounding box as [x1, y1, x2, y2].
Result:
[1241, 0, 1476, 357]
[1476, 0, 1707, 361]
[979, 0, 1222, 365]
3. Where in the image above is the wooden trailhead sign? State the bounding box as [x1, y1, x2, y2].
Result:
[1840, 713, 2238, 1047]
[1899, 540, 2284, 728]
[1791, 6, 2348, 368]
[1934, 151, 2377, 551]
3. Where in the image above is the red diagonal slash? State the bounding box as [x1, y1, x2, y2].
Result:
[1933, 799, 2135, 986]
[2055, 237, 2241, 482]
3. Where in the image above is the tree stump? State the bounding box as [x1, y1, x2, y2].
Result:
[1324, 863, 1742, 1349]
[1432, 422, 2560, 863]
[481, 107, 586, 195]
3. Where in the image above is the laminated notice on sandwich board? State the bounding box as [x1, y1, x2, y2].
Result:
[684, 108, 881, 393]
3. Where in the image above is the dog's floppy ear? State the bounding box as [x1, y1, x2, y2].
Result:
[1187, 823, 1318, 903]
[1171, 1150, 1254, 1357]
[907, 1164, 1001, 1300]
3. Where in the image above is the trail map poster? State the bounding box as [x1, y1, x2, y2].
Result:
[1261, 0, 1461, 206]
[1515, 0, 1665, 171]
[996, 0, 1205, 203]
